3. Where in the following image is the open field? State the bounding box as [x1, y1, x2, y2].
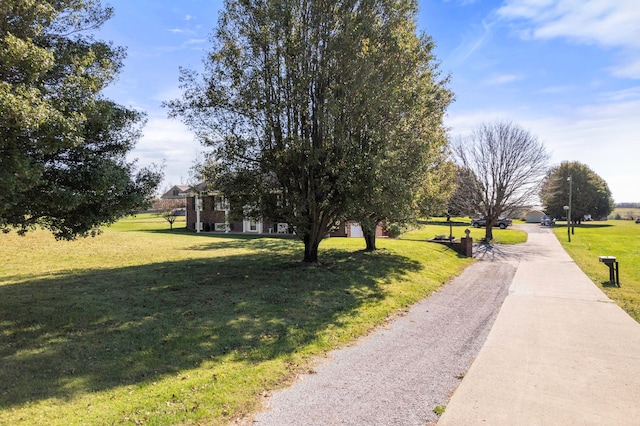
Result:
[0, 215, 472, 425]
[553, 220, 640, 322]
[610, 207, 640, 220]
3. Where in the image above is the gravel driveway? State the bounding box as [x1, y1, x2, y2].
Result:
[251, 240, 519, 425]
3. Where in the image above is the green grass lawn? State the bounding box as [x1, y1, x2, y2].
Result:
[0, 214, 473, 425]
[400, 217, 528, 245]
[553, 220, 640, 322]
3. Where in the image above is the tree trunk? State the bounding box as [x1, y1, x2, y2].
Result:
[360, 218, 379, 252]
[364, 228, 377, 251]
[302, 232, 322, 263]
[484, 220, 494, 241]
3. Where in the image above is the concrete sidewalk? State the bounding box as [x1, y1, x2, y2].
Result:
[438, 225, 640, 425]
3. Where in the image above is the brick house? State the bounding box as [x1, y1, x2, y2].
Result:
[185, 183, 387, 237]
[185, 184, 293, 234]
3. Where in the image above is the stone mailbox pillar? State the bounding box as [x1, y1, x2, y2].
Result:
[461, 228, 473, 258]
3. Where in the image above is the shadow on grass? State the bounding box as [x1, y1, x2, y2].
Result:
[382, 237, 469, 259]
[418, 220, 471, 226]
[147, 229, 304, 253]
[0, 248, 420, 408]
[185, 234, 301, 253]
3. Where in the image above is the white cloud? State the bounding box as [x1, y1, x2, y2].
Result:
[535, 85, 575, 94]
[128, 116, 201, 188]
[485, 73, 525, 85]
[185, 38, 206, 45]
[168, 28, 196, 35]
[498, 0, 640, 48]
[601, 86, 640, 102]
[445, 107, 511, 137]
[448, 19, 495, 65]
[608, 55, 640, 79]
[152, 85, 184, 104]
[444, 0, 479, 4]
[497, 0, 640, 79]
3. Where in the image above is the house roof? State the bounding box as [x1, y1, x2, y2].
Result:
[160, 185, 191, 199]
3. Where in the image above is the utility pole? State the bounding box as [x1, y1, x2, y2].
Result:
[567, 175, 572, 242]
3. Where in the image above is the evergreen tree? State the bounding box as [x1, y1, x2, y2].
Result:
[0, 0, 161, 239]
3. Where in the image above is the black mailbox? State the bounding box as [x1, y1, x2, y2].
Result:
[599, 256, 619, 286]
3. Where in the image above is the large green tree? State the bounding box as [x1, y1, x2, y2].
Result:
[344, 36, 453, 252]
[540, 161, 614, 223]
[168, 0, 451, 262]
[452, 121, 550, 241]
[0, 0, 161, 239]
[352, 139, 454, 252]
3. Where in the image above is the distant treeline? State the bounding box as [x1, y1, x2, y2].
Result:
[616, 202, 640, 208]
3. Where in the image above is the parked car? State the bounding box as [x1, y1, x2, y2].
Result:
[636, 216, 640, 224]
[541, 215, 555, 226]
[471, 216, 512, 229]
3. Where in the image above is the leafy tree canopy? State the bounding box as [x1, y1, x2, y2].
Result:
[0, 0, 162, 239]
[168, 0, 452, 262]
[540, 161, 614, 221]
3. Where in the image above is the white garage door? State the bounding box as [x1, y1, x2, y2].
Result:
[349, 223, 363, 238]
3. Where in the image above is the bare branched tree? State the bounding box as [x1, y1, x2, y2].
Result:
[452, 121, 550, 240]
[156, 199, 185, 231]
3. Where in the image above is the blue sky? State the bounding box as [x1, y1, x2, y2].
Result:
[97, 0, 639, 202]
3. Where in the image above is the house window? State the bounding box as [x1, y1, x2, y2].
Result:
[214, 223, 229, 232]
[243, 218, 261, 233]
[173, 189, 179, 196]
[215, 196, 229, 211]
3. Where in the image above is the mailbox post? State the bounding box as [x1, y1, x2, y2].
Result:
[599, 256, 619, 286]
[461, 228, 473, 258]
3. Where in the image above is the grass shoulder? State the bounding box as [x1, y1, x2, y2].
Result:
[552, 220, 640, 322]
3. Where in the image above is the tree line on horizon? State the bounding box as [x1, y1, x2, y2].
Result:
[616, 202, 640, 209]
